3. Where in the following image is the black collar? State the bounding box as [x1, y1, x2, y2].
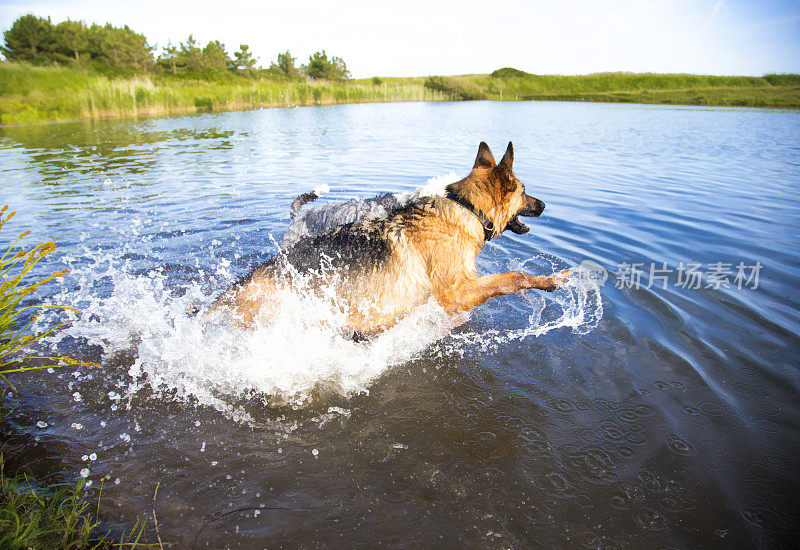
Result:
[445, 192, 495, 241]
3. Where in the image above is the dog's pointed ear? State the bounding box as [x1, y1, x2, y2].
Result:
[474, 141, 496, 169]
[497, 141, 514, 173]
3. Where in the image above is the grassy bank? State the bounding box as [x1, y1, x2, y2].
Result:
[0, 63, 446, 124]
[1, 63, 799, 125]
[429, 69, 800, 108]
[0, 465, 144, 549]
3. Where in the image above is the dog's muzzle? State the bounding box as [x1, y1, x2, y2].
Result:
[506, 195, 545, 234]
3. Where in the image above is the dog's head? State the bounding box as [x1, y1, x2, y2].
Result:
[448, 141, 545, 237]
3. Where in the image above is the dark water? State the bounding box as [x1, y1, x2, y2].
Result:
[1, 101, 799, 548]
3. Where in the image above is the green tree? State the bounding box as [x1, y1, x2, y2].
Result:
[303, 50, 349, 80]
[232, 44, 256, 74]
[87, 23, 152, 72]
[54, 19, 88, 64]
[158, 41, 179, 75]
[179, 34, 203, 72]
[1, 14, 55, 63]
[271, 50, 299, 79]
[201, 40, 229, 72]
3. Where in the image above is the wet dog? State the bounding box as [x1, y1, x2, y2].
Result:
[281, 173, 457, 249]
[213, 142, 569, 333]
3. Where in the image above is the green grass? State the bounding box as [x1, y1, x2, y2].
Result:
[0, 206, 80, 387]
[0, 464, 145, 549]
[0, 206, 146, 547]
[0, 63, 448, 124]
[1, 62, 798, 125]
[450, 69, 800, 108]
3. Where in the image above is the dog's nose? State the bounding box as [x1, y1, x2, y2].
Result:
[521, 194, 545, 217]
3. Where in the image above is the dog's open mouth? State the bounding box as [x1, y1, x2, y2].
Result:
[507, 197, 545, 234]
[506, 215, 530, 234]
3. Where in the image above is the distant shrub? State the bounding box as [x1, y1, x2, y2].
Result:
[424, 76, 486, 100]
[269, 50, 300, 80]
[372, 76, 383, 85]
[764, 73, 800, 86]
[303, 50, 349, 81]
[194, 97, 212, 109]
[491, 67, 529, 78]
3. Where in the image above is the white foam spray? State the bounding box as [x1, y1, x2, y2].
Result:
[46, 177, 602, 421]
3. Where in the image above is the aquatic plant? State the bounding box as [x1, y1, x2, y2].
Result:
[0, 206, 96, 390]
[0, 206, 147, 547]
[0, 468, 145, 549]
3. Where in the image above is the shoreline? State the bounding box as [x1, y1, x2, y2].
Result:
[2, 64, 798, 126]
[0, 97, 444, 128]
[2, 95, 798, 129]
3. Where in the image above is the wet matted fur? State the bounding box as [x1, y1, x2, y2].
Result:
[213, 142, 569, 333]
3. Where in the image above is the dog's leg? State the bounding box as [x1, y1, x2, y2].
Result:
[441, 270, 570, 313]
[208, 275, 282, 328]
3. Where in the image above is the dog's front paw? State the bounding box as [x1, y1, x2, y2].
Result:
[553, 268, 571, 287]
[542, 269, 571, 292]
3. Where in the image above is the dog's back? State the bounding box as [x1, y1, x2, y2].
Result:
[281, 173, 456, 249]
[272, 218, 394, 277]
[212, 143, 567, 333]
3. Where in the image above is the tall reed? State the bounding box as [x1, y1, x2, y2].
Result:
[0, 63, 449, 124]
[0, 206, 93, 389]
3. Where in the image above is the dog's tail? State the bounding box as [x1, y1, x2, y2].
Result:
[290, 184, 330, 220]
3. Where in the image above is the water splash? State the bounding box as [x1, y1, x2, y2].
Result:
[511, 258, 603, 339]
[45, 181, 602, 420]
[446, 265, 602, 353]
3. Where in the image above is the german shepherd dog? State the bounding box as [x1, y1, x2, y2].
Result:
[212, 142, 570, 334]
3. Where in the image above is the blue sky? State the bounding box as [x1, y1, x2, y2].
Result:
[1, 0, 798, 77]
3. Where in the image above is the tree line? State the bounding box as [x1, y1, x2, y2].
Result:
[0, 14, 350, 80]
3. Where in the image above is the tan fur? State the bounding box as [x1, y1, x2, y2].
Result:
[214, 142, 569, 334]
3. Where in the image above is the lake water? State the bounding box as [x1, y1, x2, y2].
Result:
[1, 101, 799, 548]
